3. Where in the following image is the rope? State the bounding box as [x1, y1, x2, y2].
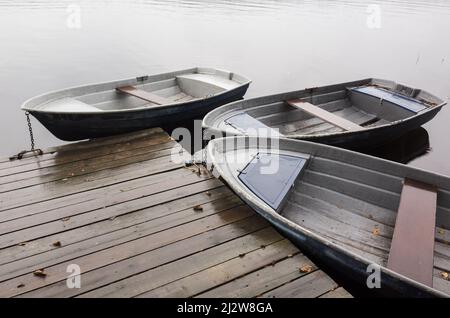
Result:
[9, 112, 43, 161]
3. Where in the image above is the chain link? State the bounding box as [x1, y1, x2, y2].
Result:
[25, 111, 36, 151]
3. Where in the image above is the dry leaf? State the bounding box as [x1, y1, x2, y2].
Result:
[109, 216, 116, 221]
[18, 242, 27, 246]
[372, 228, 380, 236]
[299, 264, 313, 273]
[17, 283, 25, 288]
[33, 269, 47, 278]
[61, 217, 70, 222]
[52, 241, 62, 247]
[438, 229, 445, 235]
[239, 253, 246, 258]
[205, 191, 211, 196]
[441, 272, 449, 280]
[193, 205, 203, 211]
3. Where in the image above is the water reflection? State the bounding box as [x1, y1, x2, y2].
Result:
[359, 127, 430, 164]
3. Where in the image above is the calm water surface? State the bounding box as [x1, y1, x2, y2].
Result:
[1, 0, 449, 173]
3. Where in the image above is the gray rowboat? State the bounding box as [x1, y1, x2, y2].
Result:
[202, 78, 446, 149]
[206, 136, 450, 297]
[22, 67, 251, 141]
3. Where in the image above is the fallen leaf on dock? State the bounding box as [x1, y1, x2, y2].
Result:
[438, 229, 445, 235]
[17, 283, 25, 288]
[260, 245, 266, 249]
[193, 205, 203, 212]
[109, 216, 116, 221]
[205, 191, 211, 196]
[441, 272, 449, 280]
[299, 265, 313, 273]
[372, 227, 380, 236]
[52, 241, 62, 247]
[18, 242, 27, 246]
[33, 269, 47, 278]
[61, 217, 70, 222]
[239, 253, 246, 258]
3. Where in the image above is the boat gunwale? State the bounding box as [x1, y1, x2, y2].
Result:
[206, 136, 450, 298]
[21, 67, 252, 115]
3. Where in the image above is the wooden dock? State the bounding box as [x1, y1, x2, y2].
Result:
[0, 128, 351, 298]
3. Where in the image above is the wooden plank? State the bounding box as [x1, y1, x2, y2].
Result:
[0, 127, 166, 166]
[286, 100, 363, 131]
[0, 155, 182, 211]
[259, 270, 338, 298]
[196, 253, 315, 298]
[0, 207, 259, 297]
[0, 167, 197, 225]
[76, 227, 281, 298]
[0, 142, 176, 193]
[0, 133, 173, 178]
[0, 191, 239, 281]
[14, 218, 272, 298]
[137, 240, 299, 298]
[117, 86, 170, 105]
[0, 170, 212, 237]
[387, 178, 437, 287]
[0, 178, 222, 249]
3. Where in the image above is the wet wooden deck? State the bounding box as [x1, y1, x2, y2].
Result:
[0, 128, 351, 298]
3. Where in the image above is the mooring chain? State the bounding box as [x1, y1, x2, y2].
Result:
[25, 112, 36, 151]
[9, 112, 43, 161]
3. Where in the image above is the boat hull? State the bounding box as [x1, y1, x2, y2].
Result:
[31, 84, 249, 141]
[207, 136, 450, 298]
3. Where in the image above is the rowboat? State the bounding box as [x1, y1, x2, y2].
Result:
[206, 136, 450, 297]
[22, 67, 251, 141]
[202, 79, 445, 149]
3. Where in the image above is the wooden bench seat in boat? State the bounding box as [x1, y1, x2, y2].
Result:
[117, 86, 171, 105]
[286, 100, 364, 131]
[387, 178, 437, 286]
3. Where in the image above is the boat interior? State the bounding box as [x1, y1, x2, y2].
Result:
[214, 141, 450, 295]
[213, 79, 443, 137]
[23, 68, 250, 113]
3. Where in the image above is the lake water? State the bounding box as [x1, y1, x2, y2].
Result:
[1, 0, 449, 174]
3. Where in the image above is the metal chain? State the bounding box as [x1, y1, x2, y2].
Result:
[25, 111, 36, 151]
[9, 112, 43, 160]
